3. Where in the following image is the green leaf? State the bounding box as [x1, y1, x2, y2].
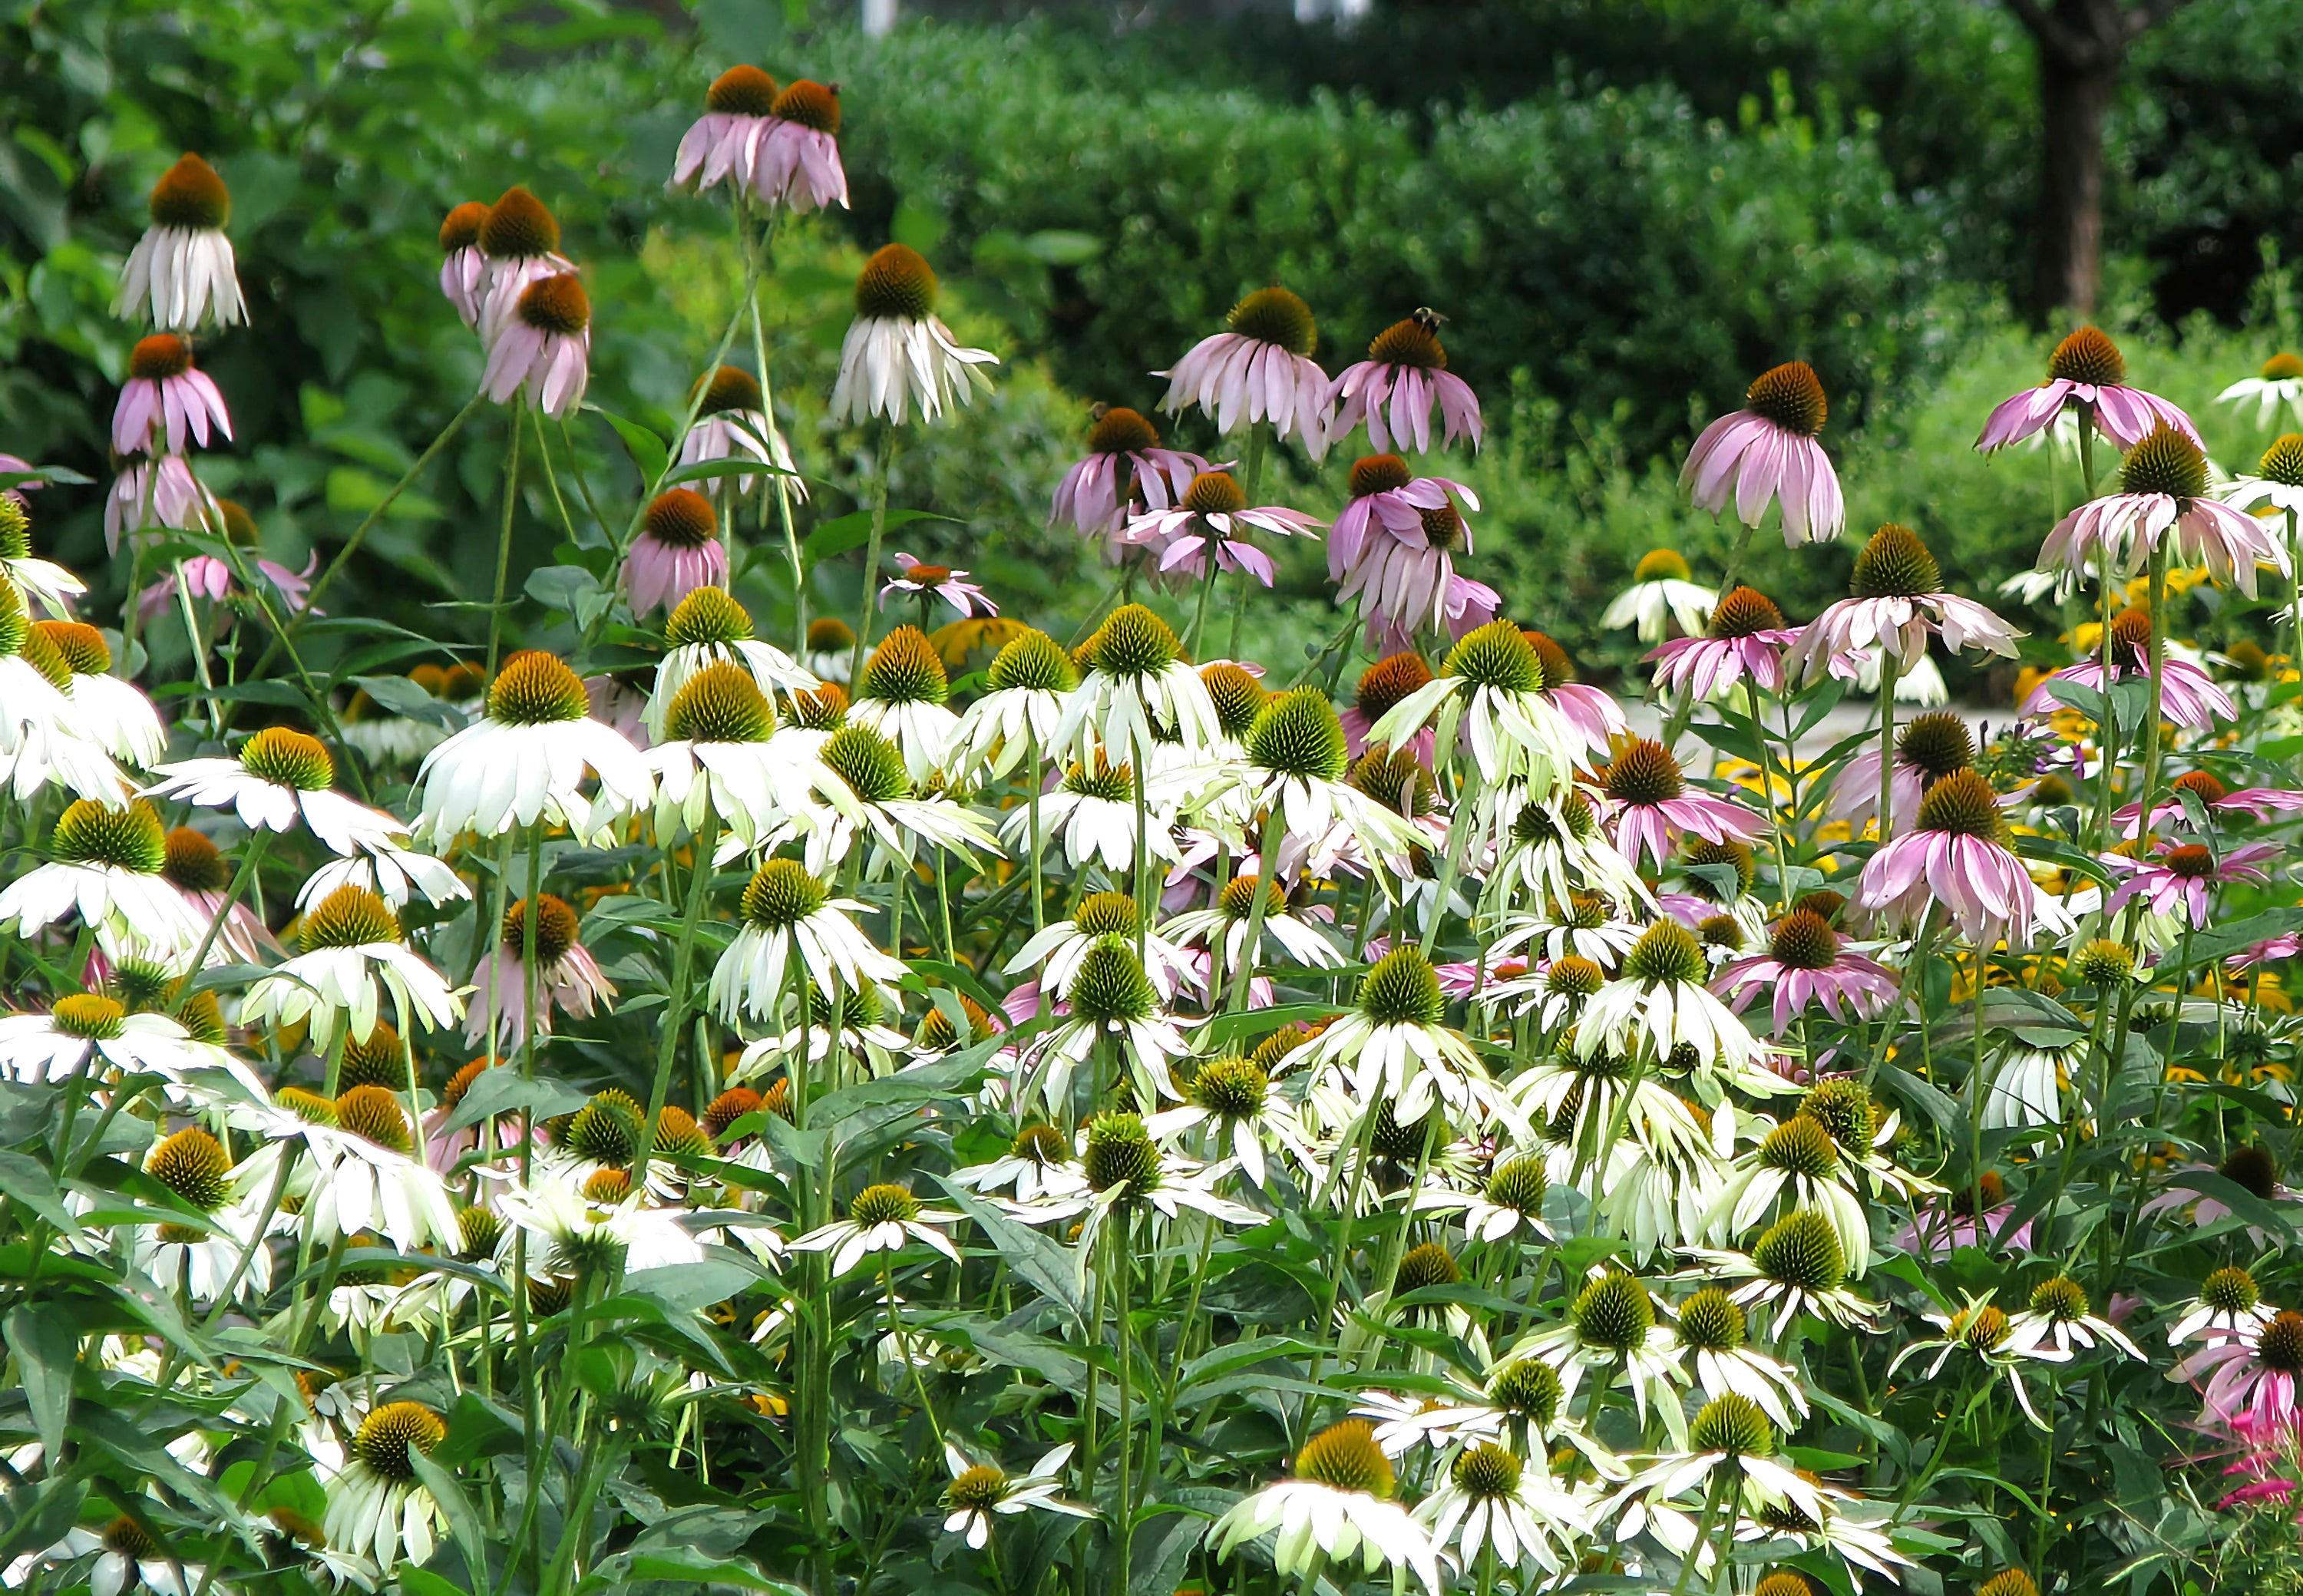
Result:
[410, 1449, 489, 1590]
[440, 1068, 589, 1139]
[348, 673, 465, 730]
[398, 1569, 474, 1596]
[3, 1304, 77, 1459]
[691, 0, 781, 62]
[802, 507, 951, 569]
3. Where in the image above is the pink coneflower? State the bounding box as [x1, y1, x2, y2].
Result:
[137, 498, 313, 623]
[483, 271, 590, 421]
[1328, 454, 1476, 582]
[1326, 309, 1482, 455]
[1122, 469, 1320, 587]
[752, 80, 850, 213]
[1895, 1171, 2032, 1257]
[1336, 487, 1488, 653]
[829, 246, 998, 427]
[1680, 359, 1843, 545]
[1646, 585, 1800, 699]
[2232, 933, 2303, 973]
[1713, 909, 1899, 1035]
[118, 154, 245, 331]
[2039, 423, 2288, 596]
[679, 365, 805, 511]
[1598, 738, 1760, 873]
[1156, 286, 1331, 461]
[162, 826, 278, 963]
[2143, 1146, 2297, 1235]
[2102, 839, 2278, 928]
[438, 202, 489, 329]
[104, 453, 219, 554]
[1828, 710, 1975, 835]
[1976, 326, 2199, 453]
[1790, 524, 2020, 676]
[1855, 768, 2034, 947]
[113, 334, 231, 457]
[671, 65, 780, 196]
[1049, 405, 1207, 547]
[2218, 1407, 2302, 1511]
[1341, 653, 1436, 765]
[2023, 607, 2236, 735]
[1524, 631, 1625, 760]
[465, 894, 615, 1048]
[474, 186, 575, 345]
[882, 553, 996, 619]
[2176, 1310, 2303, 1432]
[622, 489, 725, 618]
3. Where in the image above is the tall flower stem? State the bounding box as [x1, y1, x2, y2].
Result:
[292, 390, 486, 628]
[1227, 808, 1286, 1010]
[849, 425, 897, 686]
[1746, 679, 1795, 909]
[116, 465, 160, 680]
[632, 814, 721, 1188]
[745, 218, 808, 649]
[1419, 766, 1482, 958]
[486, 398, 526, 681]
[1109, 1211, 1134, 1593]
[2138, 540, 2171, 845]
[1026, 725, 1046, 935]
[1874, 649, 1900, 844]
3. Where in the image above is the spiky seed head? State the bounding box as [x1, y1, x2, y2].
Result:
[2221, 1144, 2279, 1198]
[1090, 603, 1181, 679]
[338, 1023, 411, 1092]
[17, 624, 68, 687]
[1348, 454, 1413, 497]
[1760, 1115, 1840, 1178]
[808, 617, 855, 653]
[1227, 287, 1317, 357]
[653, 1105, 712, 1159]
[105, 960, 171, 1015]
[1087, 405, 1160, 454]
[487, 649, 588, 725]
[1604, 738, 1684, 806]
[529, 1274, 574, 1315]
[1624, 920, 1707, 986]
[944, 1462, 1008, 1513]
[1181, 469, 1247, 517]
[1449, 1442, 1521, 1501]
[1349, 745, 1436, 818]
[1707, 586, 1787, 639]
[2028, 1274, 2089, 1322]
[352, 1402, 445, 1483]
[1545, 956, 1604, 1000]
[1442, 619, 1544, 694]
[1851, 524, 1941, 600]
[1567, 892, 1609, 930]
[1766, 910, 1841, 973]
[740, 859, 828, 931]
[1253, 1020, 1323, 1072]
[1743, 361, 1826, 437]
[914, 991, 993, 1050]
[1634, 548, 1692, 583]
[1083, 1111, 1161, 1197]
[480, 184, 558, 256]
[1353, 653, 1433, 724]
[1358, 946, 1446, 1026]
[703, 1087, 764, 1140]
[129, 332, 194, 383]
[1914, 768, 2004, 841]
[1754, 1575, 1816, 1596]
[1574, 1273, 1655, 1353]
[175, 990, 227, 1043]
[987, 628, 1077, 694]
[1247, 688, 1347, 781]
[441, 1058, 495, 1112]
[861, 625, 949, 706]
[2072, 938, 2136, 986]
[1897, 712, 1974, 781]
[53, 798, 167, 874]
[1683, 838, 1755, 903]
[1188, 1055, 1269, 1119]
[1489, 1357, 1561, 1426]
[516, 272, 589, 336]
[1293, 1420, 1392, 1497]
[760, 1079, 795, 1120]
[583, 1168, 631, 1203]
[1676, 1286, 1747, 1351]
[1753, 1208, 1845, 1292]
[50, 992, 128, 1041]
[2225, 638, 2274, 682]
[1689, 1393, 1774, 1460]
[819, 723, 911, 802]
[1069, 937, 1157, 1025]
[2262, 433, 2303, 487]
[33, 620, 110, 676]
[1072, 891, 1141, 941]
[1370, 312, 1448, 369]
[664, 587, 754, 649]
[666, 660, 775, 745]
[847, 1182, 917, 1225]
[1063, 750, 1135, 801]
[2048, 326, 2124, 386]
[705, 64, 778, 114]
[1393, 1241, 1461, 1293]
[1201, 663, 1267, 737]
[788, 682, 849, 729]
[1001, 1124, 1066, 1169]
[148, 1127, 232, 1211]
[457, 1204, 503, 1261]
[2202, 1264, 2261, 1313]
[771, 79, 841, 134]
[1370, 1099, 1437, 1163]
[299, 885, 401, 950]
[1978, 1574, 2039, 1596]
[335, 1085, 413, 1155]
[565, 1090, 643, 1168]
[150, 153, 230, 229]
[228, 726, 332, 792]
[855, 243, 937, 320]
[643, 488, 717, 552]
[1799, 1079, 1875, 1151]
[2262, 1312, 2303, 1375]
[2120, 421, 2208, 500]
[0, 495, 28, 560]
[2172, 769, 2229, 808]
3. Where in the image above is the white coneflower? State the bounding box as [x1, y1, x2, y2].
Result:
[240, 885, 462, 1052]
[0, 992, 211, 1089]
[0, 492, 87, 617]
[774, 722, 999, 877]
[1702, 1112, 1873, 1273]
[1162, 871, 1341, 973]
[1005, 891, 1194, 1004]
[677, 365, 808, 511]
[647, 661, 819, 847]
[296, 838, 471, 913]
[1514, 1269, 1689, 1432]
[1293, 946, 1497, 1128]
[2219, 352, 2303, 428]
[482, 269, 591, 421]
[952, 626, 1076, 778]
[25, 1515, 223, 1596]
[1370, 619, 1582, 788]
[131, 1125, 273, 1304]
[1052, 603, 1222, 765]
[35, 620, 165, 772]
[146, 726, 403, 857]
[413, 649, 653, 845]
[1414, 1440, 1592, 1579]
[1887, 1291, 2065, 1429]
[1601, 549, 1716, 644]
[1004, 750, 1179, 875]
[1145, 1053, 1297, 1188]
[949, 1121, 1094, 1207]
[322, 1401, 448, 1573]
[938, 1442, 1094, 1548]
[828, 244, 997, 427]
[708, 858, 904, 1026]
[1208, 1419, 1442, 1594]
[1022, 940, 1189, 1112]
[0, 610, 131, 805]
[848, 625, 960, 781]
[1578, 920, 1764, 1075]
[1158, 286, 1333, 462]
[789, 1181, 963, 1277]
[118, 153, 246, 330]
[0, 799, 206, 968]
[466, 894, 614, 1048]
[645, 584, 817, 742]
[236, 1085, 460, 1254]
[1667, 1284, 1809, 1432]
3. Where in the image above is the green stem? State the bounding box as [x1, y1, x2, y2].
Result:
[2138, 539, 2170, 845]
[292, 390, 485, 628]
[848, 427, 896, 686]
[1228, 808, 1286, 1011]
[633, 814, 721, 1187]
[1111, 1213, 1133, 1594]
[487, 399, 526, 681]
[1026, 724, 1046, 935]
[1875, 648, 1900, 844]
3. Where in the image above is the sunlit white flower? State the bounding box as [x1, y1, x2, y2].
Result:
[147, 727, 403, 857]
[1209, 1420, 1442, 1594]
[949, 1121, 1095, 1207]
[0, 993, 258, 1101]
[1688, 1208, 1881, 1340]
[1513, 1270, 1689, 1436]
[322, 1402, 448, 1574]
[709, 858, 904, 1025]
[1703, 1111, 1874, 1274]
[829, 245, 997, 427]
[1580, 921, 1763, 1074]
[0, 799, 208, 969]
[1889, 1290, 2067, 1429]
[847, 624, 962, 781]
[953, 626, 1078, 778]
[24, 1515, 220, 1596]
[1003, 748, 1176, 875]
[240, 886, 463, 1052]
[646, 584, 818, 742]
[413, 650, 653, 846]
[238, 1093, 460, 1254]
[1294, 947, 1500, 1128]
[1416, 1441, 1591, 1578]
[646, 662, 822, 847]
[2005, 1273, 2146, 1362]
[1602, 549, 1715, 643]
[129, 1125, 274, 1303]
[1006, 890, 1193, 1004]
[791, 1181, 963, 1277]
[1019, 938, 1190, 1112]
[1054, 603, 1223, 766]
[296, 841, 472, 913]
[939, 1442, 1093, 1549]
[2219, 352, 2303, 428]
[1370, 619, 1583, 788]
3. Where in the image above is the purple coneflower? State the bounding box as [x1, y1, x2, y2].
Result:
[752, 80, 850, 213]
[1855, 768, 2035, 947]
[2039, 422, 2287, 595]
[1713, 909, 1898, 1034]
[118, 154, 245, 331]
[1122, 468, 1320, 587]
[1598, 738, 1760, 874]
[1524, 631, 1625, 761]
[1828, 710, 1974, 835]
[1327, 309, 1482, 455]
[1156, 286, 1331, 461]
[2023, 606, 2236, 734]
[104, 453, 218, 554]
[2123, 768, 2303, 834]
[1048, 405, 1206, 547]
[2176, 1310, 2303, 1432]
[138, 498, 312, 623]
[1337, 488, 1489, 653]
[679, 365, 805, 511]
[1680, 359, 1843, 545]
[474, 186, 575, 345]
[1791, 524, 2020, 677]
[1646, 585, 1799, 699]
[622, 489, 725, 618]
[438, 201, 490, 329]
[112, 334, 231, 458]
[882, 553, 996, 620]
[2102, 838, 2278, 929]
[1976, 326, 2199, 453]
[1342, 653, 1436, 764]
[829, 245, 997, 427]
[671, 65, 780, 196]
[1895, 1171, 2032, 1257]
[482, 271, 590, 421]
[466, 894, 614, 1048]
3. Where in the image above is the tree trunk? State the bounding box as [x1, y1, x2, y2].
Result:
[2033, 46, 2120, 319]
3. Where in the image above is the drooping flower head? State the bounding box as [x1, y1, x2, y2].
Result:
[1122, 468, 1322, 587]
[1600, 738, 1760, 874]
[755, 79, 850, 213]
[475, 184, 574, 342]
[483, 269, 591, 421]
[1601, 547, 1716, 644]
[1681, 360, 1843, 545]
[1856, 768, 2035, 947]
[438, 200, 490, 326]
[2040, 421, 2288, 596]
[672, 64, 780, 195]
[1647, 584, 1801, 699]
[119, 154, 246, 330]
[1049, 404, 1209, 544]
[623, 488, 726, 618]
[2219, 350, 2303, 428]
[113, 334, 233, 458]
[1978, 326, 2200, 453]
[831, 244, 998, 427]
[1327, 308, 1483, 456]
[677, 365, 804, 511]
[1157, 286, 1333, 461]
[1793, 524, 2019, 675]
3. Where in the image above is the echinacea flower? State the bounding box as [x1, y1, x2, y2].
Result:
[1789, 523, 2020, 676]
[1208, 1419, 1443, 1594]
[2179, 1309, 2303, 1431]
[0, 991, 220, 1091]
[1416, 1441, 1591, 1578]
[781, 721, 1000, 875]
[240, 885, 462, 1050]
[881, 552, 996, 619]
[622, 488, 726, 618]
[118, 153, 245, 331]
[132, 1125, 274, 1302]
[952, 626, 1077, 778]
[1598, 738, 1761, 874]
[322, 1402, 448, 1573]
[466, 893, 614, 1047]
[752, 79, 850, 213]
[646, 585, 817, 742]
[1580, 920, 1764, 1074]
[939, 1442, 1093, 1549]
[671, 64, 781, 195]
[2039, 422, 2288, 595]
[160, 828, 273, 964]
[0, 493, 87, 617]
[31, 622, 159, 771]
[1856, 768, 2036, 947]
[2219, 351, 2303, 428]
[1157, 286, 1333, 461]
[2122, 767, 2303, 834]
[25, 1516, 220, 1596]
[1515, 1269, 1690, 1430]
[437, 200, 489, 328]
[104, 452, 220, 554]
[1328, 308, 1482, 456]
[1681, 360, 1843, 545]
[709, 857, 905, 1026]
[1702, 1208, 1881, 1339]
[1704, 1112, 1874, 1273]
[145, 725, 404, 857]
[1020, 942, 1189, 1112]
[1294, 946, 1498, 1128]
[829, 244, 997, 427]
[1163, 870, 1342, 973]
[2169, 1264, 2278, 1348]
[1053, 603, 1222, 764]
[1122, 468, 1321, 587]
[111, 334, 231, 457]
[1713, 909, 1899, 1035]
[677, 365, 805, 511]
[2005, 1273, 2145, 1362]
[137, 497, 313, 626]
[1333, 481, 1492, 653]
[1370, 619, 1582, 787]
[1605, 1394, 1833, 1567]
[1977, 326, 2199, 453]
[848, 624, 960, 781]
[482, 269, 590, 421]
[1049, 404, 1208, 547]
[791, 1181, 963, 1277]
[1827, 709, 1976, 835]
[1646, 584, 1802, 701]
[414, 649, 653, 844]
[1602, 549, 1715, 644]
[1667, 1286, 1810, 1432]
[0, 799, 207, 968]
[474, 185, 574, 344]
[2102, 838, 2278, 928]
